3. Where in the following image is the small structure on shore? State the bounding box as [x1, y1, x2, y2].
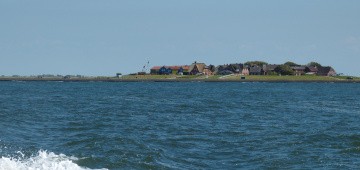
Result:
[116, 73, 122, 78]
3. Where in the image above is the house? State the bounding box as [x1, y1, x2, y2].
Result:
[215, 63, 244, 75]
[242, 68, 249, 75]
[116, 73, 122, 78]
[177, 67, 184, 75]
[249, 65, 264, 75]
[317, 66, 336, 76]
[166, 66, 180, 75]
[177, 65, 190, 75]
[189, 62, 206, 75]
[150, 66, 173, 75]
[291, 66, 306, 76]
[159, 66, 172, 75]
[203, 66, 214, 75]
[215, 65, 230, 75]
[229, 63, 244, 74]
[150, 66, 162, 74]
[150, 65, 189, 75]
[263, 64, 278, 75]
[305, 66, 318, 75]
[216, 65, 234, 75]
[224, 64, 243, 74]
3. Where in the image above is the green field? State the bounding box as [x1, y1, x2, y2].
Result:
[119, 74, 359, 82]
[225, 75, 342, 81]
[121, 74, 179, 79]
[1, 74, 358, 82]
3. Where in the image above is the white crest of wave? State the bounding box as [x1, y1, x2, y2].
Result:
[0, 150, 106, 170]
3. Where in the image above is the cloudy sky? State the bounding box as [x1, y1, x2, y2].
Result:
[0, 0, 359, 76]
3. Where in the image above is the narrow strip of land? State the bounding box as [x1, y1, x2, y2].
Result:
[0, 75, 359, 83]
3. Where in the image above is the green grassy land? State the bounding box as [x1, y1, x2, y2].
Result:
[120, 74, 359, 82]
[1, 74, 358, 82]
[226, 75, 338, 81]
[121, 74, 178, 79]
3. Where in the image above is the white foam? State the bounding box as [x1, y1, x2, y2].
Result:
[0, 150, 107, 170]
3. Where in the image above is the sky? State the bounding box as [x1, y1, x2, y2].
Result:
[0, 0, 359, 76]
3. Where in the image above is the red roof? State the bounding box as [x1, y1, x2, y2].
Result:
[150, 66, 162, 70]
[182, 65, 190, 70]
[168, 66, 180, 70]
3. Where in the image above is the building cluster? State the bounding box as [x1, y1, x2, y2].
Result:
[150, 62, 337, 76]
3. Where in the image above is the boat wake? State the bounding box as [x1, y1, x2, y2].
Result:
[0, 150, 106, 170]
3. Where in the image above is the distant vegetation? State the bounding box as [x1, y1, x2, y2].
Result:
[284, 61, 300, 67]
[244, 61, 268, 67]
[274, 65, 295, 75]
[208, 65, 216, 72]
[307, 62, 322, 67]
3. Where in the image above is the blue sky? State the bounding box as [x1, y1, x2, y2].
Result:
[0, 0, 359, 76]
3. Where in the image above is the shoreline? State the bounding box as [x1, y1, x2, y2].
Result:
[1, 77, 359, 83]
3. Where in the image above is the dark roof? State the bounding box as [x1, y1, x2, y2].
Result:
[249, 65, 262, 73]
[151, 65, 189, 70]
[306, 66, 318, 72]
[227, 64, 241, 72]
[291, 66, 306, 70]
[317, 66, 335, 75]
[216, 63, 244, 73]
[263, 64, 278, 71]
[218, 70, 234, 75]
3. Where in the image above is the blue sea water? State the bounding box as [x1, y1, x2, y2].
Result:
[1, 81, 360, 169]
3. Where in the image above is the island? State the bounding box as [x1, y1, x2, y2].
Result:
[1, 61, 359, 83]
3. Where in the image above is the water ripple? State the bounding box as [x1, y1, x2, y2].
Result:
[1, 82, 360, 169]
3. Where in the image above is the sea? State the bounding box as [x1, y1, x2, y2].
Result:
[0, 81, 360, 169]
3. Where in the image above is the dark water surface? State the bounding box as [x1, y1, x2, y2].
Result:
[1, 81, 360, 169]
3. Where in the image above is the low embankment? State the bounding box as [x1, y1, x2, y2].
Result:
[0, 75, 359, 83]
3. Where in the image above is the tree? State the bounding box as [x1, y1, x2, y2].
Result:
[274, 65, 294, 75]
[228, 64, 238, 72]
[284, 61, 300, 67]
[307, 62, 322, 67]
[208, 64, 216, 72]
[244, 61, 268, 67]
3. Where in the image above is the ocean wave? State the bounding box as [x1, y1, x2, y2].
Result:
[0, 150, 107, 170]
